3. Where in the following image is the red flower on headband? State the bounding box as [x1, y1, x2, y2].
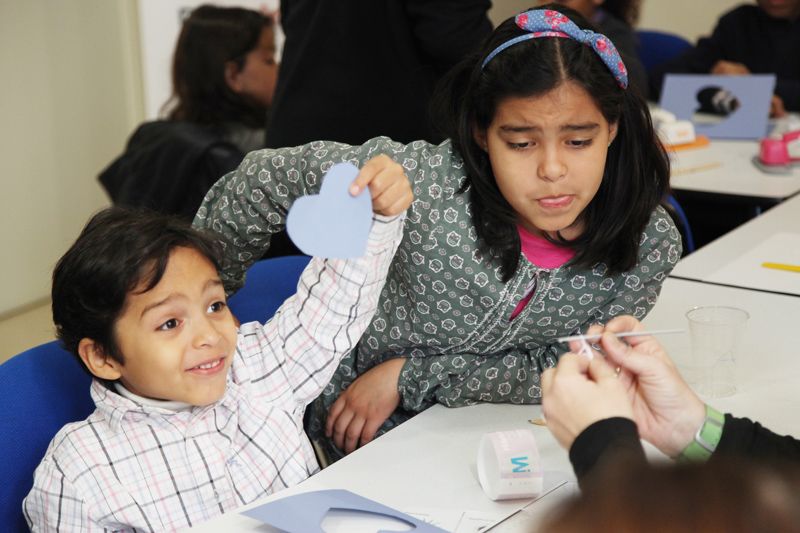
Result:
[618, 60, 627, 73]
[596, 38, 608, 52]
[517, 13, 529, 28]
[545, 11, 569, 28]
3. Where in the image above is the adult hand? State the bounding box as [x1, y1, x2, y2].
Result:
[770, 95, 787, 118]
[349, 155, 413, 216]
[711, 60, 750, 75]
[598, 316, 706, 457]
[326, 358, 406, 454]
[541, 352, 634, 450]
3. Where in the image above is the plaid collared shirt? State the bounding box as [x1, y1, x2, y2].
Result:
[24, 214, 404, 532]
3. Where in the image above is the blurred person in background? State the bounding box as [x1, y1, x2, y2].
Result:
[264, 0, 492, 147]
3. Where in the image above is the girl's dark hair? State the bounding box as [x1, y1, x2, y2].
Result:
[433, 3, 669, 281]
[166, 4, 271, 128]
[52, 208, 222, 372]
[602, 0, 641, 26]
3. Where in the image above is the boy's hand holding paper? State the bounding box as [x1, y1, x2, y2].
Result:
[286, 157, 411, 258]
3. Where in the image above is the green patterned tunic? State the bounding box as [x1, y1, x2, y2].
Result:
[194, 137, 681, 455]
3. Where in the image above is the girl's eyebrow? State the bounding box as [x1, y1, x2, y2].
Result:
[499, 123, 600, 133]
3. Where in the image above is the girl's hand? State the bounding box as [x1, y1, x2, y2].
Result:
[771, 95, 787, 118]
[325, 358, 406, 454]
[349, 155, 413, 216]
[711, 60, 750, 76]
[541, 352, 634, 450]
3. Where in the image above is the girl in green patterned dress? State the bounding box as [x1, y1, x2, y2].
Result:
[194, 4, 681, 460]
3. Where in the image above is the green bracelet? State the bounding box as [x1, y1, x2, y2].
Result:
[677, 404, 725, 463]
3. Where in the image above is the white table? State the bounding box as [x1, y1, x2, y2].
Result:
[671, 193, 800, 296]
[192, 278, 800, 532]
[670, 140, 800, 200]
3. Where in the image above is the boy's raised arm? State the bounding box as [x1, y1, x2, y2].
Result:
[236, 213, 405, 407]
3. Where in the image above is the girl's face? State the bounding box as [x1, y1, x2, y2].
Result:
[227, 26, 278, 108]
[474, 81, 617, 239]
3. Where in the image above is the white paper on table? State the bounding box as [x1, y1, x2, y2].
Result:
[406, 509, 502, 533]
[705, 232, 800, 295]
[407, 470, 571, 533]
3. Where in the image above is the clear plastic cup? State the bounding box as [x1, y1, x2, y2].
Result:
[685, 306, 750, 398]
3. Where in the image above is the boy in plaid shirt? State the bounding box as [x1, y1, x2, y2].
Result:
[24, 156, 410, 531]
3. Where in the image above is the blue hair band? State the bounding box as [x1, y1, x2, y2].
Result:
[481, 9, 628, 90]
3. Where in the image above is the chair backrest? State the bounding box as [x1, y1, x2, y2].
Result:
[0, 341, 94, 532]
[636, 30, 693, 76]
[227, 255, 311, 325]
[663, 194, 696, 255]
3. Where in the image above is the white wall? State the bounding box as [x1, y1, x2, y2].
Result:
[0, 1, 144, 316]
[489, 1, 744, 41]
[638, 0, 744, 41]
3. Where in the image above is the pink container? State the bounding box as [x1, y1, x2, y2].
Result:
[760, 138, 790, 166]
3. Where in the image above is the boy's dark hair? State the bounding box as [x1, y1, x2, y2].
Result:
[433, 3, 670, 282]
[166, 4, 272, 128]
[52, 207, 222, 372]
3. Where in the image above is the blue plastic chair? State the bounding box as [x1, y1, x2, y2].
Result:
[636, 30, 693, 76]
[665, 194, 696, 254]
[227, 255, 311, 325]
[0, 341, 94, 533]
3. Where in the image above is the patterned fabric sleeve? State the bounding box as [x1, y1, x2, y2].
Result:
[24, 457, 104, 532]
[397, 207, 682, 411]
[193, 138, 403, 293]
[237, 214, 405, 407]
[398, 347, 557, 412]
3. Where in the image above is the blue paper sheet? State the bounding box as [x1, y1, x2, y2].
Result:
[286, 162, 372, 258]
[242, 489, 448, 533]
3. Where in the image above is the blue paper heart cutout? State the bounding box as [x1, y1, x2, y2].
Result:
[286, 162, 372, 258]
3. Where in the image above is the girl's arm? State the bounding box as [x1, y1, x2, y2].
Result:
[397, 347, 557, 412]
[193, 137, 407, 294]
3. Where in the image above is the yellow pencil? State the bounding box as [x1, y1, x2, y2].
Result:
[762, 262, 800, 273]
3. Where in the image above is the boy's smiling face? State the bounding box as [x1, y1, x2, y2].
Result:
[107, 246, 238, 406]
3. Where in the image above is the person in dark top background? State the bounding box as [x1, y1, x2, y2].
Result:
[99, 5, 300, 257]
[100, 5, 276, 220]
[649, 0, 800, 116]
[541, 315, 800, 485]
[548, 0, 648, 97]
[264, 0, 492, 148]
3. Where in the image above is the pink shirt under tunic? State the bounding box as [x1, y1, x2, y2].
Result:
[510, 226, 575, 319]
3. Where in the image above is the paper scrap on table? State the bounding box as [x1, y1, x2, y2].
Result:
[705, 232, 800, 295]
[242, 489, 448, 533]
[286, 162, 372, 258]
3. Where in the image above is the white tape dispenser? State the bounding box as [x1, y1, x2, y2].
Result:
[476, 429, 543, 501]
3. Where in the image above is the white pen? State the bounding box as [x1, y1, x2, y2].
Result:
[556, 328, 685, 344]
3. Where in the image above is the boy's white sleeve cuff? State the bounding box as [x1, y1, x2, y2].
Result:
[367, 212, 406, 248]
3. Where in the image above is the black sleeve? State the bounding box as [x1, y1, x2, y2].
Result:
[403, 0, 492, 72]
[568, 417, 646, 487]
[714, 414, 800, 461]
[775, 79, 800, 112]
